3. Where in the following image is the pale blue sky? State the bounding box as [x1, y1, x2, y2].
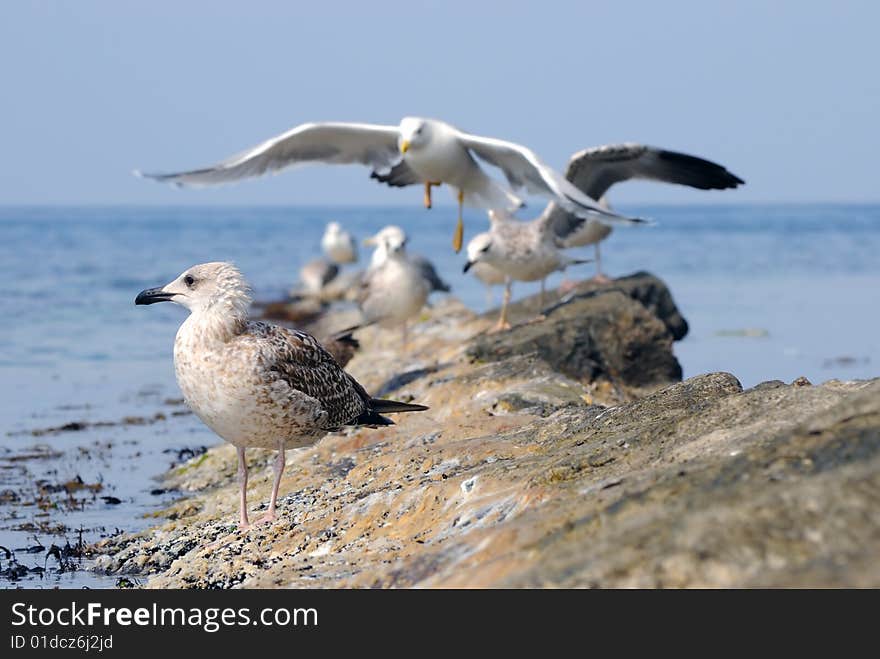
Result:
[1, 1, 877, 206]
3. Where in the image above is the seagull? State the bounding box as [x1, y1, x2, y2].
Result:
[298, 258, 339, 296]
[321, 221, 358, 264]
[364, 225, 450, 294]
[359, 227, 432, 346]
[541, 143, 744, 281]
[463, 210, 590, 331]
[465, 233, 507, 305]
[135, 262, 427, 529]
[319, 330, 360, 369]
[135, 117, 647, 253]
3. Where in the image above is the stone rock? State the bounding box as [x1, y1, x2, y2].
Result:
[502, 271, 689, 340]
[469, 289, 681, 387]
[92, 273, 880, 588]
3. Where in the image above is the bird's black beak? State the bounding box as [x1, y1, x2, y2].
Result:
[462, 261, 474, 273]
[135, 287, 174, 305]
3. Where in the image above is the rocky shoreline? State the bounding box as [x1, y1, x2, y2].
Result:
[93, 273, 880, 587]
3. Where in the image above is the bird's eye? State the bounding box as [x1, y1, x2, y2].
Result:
[416, 127, 423, 134]
[480, 245, 490, 253]
[184, 275, 195, 287]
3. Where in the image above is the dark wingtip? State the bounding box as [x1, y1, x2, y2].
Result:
[331, 332, 360, 350]
[656, 150, 746, 190]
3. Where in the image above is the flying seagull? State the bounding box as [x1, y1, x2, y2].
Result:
[135, 262, 427, 529]
[541, 143, 744, 281]
[134, 118, 647, 253]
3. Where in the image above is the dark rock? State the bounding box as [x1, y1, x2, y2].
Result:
[501, 271, 689, 341]
[468, 289, 681, 387]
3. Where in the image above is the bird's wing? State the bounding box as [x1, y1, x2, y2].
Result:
[544, 144, 745, 242]
[412, 255, 451, 293]
[455, 131, 647, 226]
[561, 143, 745, 200]
[356, 266, 378, 306]
[136, 122, 402, 187]
[244, 322, 368, 428]
[370, 160, 422, 187]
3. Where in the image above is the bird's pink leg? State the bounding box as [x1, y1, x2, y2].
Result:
[253, 442, 286, 525]
[237, 447, 250, 529]
[491, 278, 513, 332]
[590, 242, 612, 284]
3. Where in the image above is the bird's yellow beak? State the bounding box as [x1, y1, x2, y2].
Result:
[363, 236, 377, 246]
[400, 140, 410, 154]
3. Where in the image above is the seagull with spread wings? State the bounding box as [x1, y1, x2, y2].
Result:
[540, 144, 744, 281]
[135, 118, 646, 253]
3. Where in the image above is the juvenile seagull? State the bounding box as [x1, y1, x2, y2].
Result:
[542, 144, 744, 281]
[135, 262, 427, 529]
[463, 211, 590, 331]
[465, 233, 507, 305]
[359, 227, 432, 346]
[135, 117, 646, 253]
[321, 221, 358, 264]
[365, 225, 450, 294]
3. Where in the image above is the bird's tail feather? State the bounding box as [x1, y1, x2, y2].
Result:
[327, 330, 360, 351]
[369, 398, 429, 414]
[329, 320, 377, 339]
[354, 398, 428, 428]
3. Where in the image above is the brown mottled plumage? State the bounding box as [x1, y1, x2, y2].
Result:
[136, 262, 426, 529]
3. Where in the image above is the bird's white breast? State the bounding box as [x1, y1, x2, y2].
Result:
[362, 258, 430, 326]
[405, 127, 472, 184]
[172, 315, 325, 449]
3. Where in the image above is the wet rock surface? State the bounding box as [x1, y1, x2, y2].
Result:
[93, 273, 880, 588]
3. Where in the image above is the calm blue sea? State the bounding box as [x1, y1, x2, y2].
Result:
[0, 203, 877, 586]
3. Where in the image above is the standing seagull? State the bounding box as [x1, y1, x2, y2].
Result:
[135, 262, 427, 529]
[321, 221, 358, 264]
[135, 117, 646, 253]
[542, 144, 744, 281]
[465, 233, 507, 305]
[463, 211, 590, 331]
[359, 227, 432, 347]
[297, 258, 339, 297]
[365, 225, 450, 294]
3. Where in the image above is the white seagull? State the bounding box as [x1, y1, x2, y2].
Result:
[463, 210, 590, 331]
[359, 227, 433, 346]
[321, 221, 358, 264]
[298, 258, 339, 297]
[135, 262, 426, 529]
[135, 117, 647, 253]
[540, 144, 744, 281]
[364, 225, 450, 294]
[465, 233, 507, 305]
